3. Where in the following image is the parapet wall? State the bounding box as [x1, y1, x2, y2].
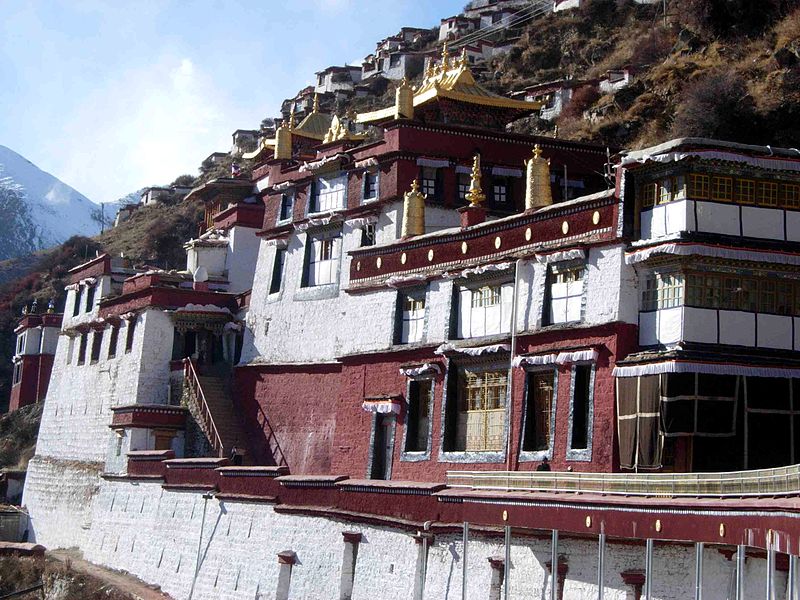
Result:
[23, 452, 798, 599]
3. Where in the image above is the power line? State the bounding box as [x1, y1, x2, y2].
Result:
[448, 0, 553, 50]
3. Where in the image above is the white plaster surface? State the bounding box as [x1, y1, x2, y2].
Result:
[21, 478, 773, 600]
[695, 202, 740, 237]
[757, 314, 793, 350]
[742, 206, 784, 240]
[787, 211, 800, 242]
[719, 311, 756, 347]
[683, 307, 718, 344]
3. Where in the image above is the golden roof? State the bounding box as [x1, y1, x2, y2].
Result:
[322, 115, 368, 144]
[357, 45, 541, 124]
[242, 137, 276, 161]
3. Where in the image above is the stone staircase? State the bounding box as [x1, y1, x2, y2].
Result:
[181, 359, 248, 461]
[196, 375, 248, 458]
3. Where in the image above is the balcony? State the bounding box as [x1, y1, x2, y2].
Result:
[639, 306, 800, 350]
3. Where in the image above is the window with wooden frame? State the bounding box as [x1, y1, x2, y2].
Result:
[711, 176, 733, 202]
[420, 167, 439, 200]
[108, 325, 119, 359]
[397, 289, 426, 344]
[569, 364, 593, 452]
[641, 182, 657, 208]
[269, 248, 287, 294]
[641, 273, 684, 311]
[303, 232, 341, 287]
[457, 282, 513, 338]
[756, 181, 779, 207]
[658, 178, 674, 204]
[363, 170, 379, 202]
[278, 192, 294, 222]
[457, 173, 470, 203]
[90, 330, 103, 364]
[492, 176, 509, 204]
[125, 318, 137, 353]
[311, 174, 347, 213]
[688, 174, 710, 199]
[12, 362, 21, 385]
[548, 265, 585, 323]
[735, 179, 756, 204]
[77, 332, 88, 365]
[85, 284, 96, 313]
[72, 288, 82, 317]
[461, 369, 507, 452]
[522, 370, 554, 452]
[404, 379, 432, 453]
[781, 183, 800, 209]
[686, 273, 721, 309]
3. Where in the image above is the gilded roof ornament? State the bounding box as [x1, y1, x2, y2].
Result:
[465, 154, 486, 207]
[288, 112, 296, 129]
[312, 93, 320, 113]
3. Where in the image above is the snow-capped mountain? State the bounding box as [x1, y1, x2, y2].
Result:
[0, 145, 100, 260]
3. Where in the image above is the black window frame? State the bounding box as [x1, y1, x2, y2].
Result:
[270, 248, 287, 294]
[125, 318, 137, 353]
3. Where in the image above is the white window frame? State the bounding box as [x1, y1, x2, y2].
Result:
[277, 191, 294, 223]
[312, 174, 347, 213]
[307, 233, 341, 287]
[548, 265, 584, 324]
[363, 170, 379, 203]
[458, 282, 513, 339]
[399, 291, 426, 344]
[16, 333, 25, 355]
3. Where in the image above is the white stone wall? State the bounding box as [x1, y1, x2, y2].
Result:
[24, 308, 176, 546]
[243, 237, 635, 366]
[68, 478, 782, 600]
[226, 226, 261, 294]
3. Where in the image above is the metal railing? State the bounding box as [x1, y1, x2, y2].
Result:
[183, 358, 224, 458]
[254, 403, 288, 468]
[447, 464, 800, 498]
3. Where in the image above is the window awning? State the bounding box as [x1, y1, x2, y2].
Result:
[613, 360, 800, 379]
[362, 397, 402, 414]
[399, 363, 441, 378]
[513, 348, 598, 368]
[417, 157, 450, 168]
[535, 248, 585, 264]
[625, 242, 800, 267]
[435, 343, 510, 356]
[491, 167, 523, 178]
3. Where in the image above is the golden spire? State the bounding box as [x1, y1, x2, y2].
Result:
[402, 179, 426, 238]
[525, 144, 552, 210]
[459, 47, 468, 68]
[288, 111, 296, 129]
[465, 154, 485, 207]
[312, 93, 320, 113]
[439, 42, 449, 73]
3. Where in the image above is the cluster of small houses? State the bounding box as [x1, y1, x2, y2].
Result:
[111, 0, 655, 235]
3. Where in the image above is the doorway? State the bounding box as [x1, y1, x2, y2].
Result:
[369, 413, 395, 480]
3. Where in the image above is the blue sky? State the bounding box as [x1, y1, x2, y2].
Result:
[0, 0, 464, 203]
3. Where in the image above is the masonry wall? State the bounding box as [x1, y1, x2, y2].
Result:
[74, 478, 779, 600]
[23, 308, 175, 548]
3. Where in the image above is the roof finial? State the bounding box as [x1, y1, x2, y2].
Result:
[465, 154, 485, 207]
[312, 93, 320, 113]
[288, 111, 296, 129]
[459, 47, 468, 68]
[534, 143, 542, 159]
[440, 42, 449, 71]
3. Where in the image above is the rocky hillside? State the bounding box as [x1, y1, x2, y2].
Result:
[0, 146, 101, 261]
[487, 0, 800, 149]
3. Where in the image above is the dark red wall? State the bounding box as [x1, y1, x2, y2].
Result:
[8, 354, 54, 412]
[234, 363, 343, 473]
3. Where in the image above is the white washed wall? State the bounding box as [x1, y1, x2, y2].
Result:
[68, 478, 783, 600]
